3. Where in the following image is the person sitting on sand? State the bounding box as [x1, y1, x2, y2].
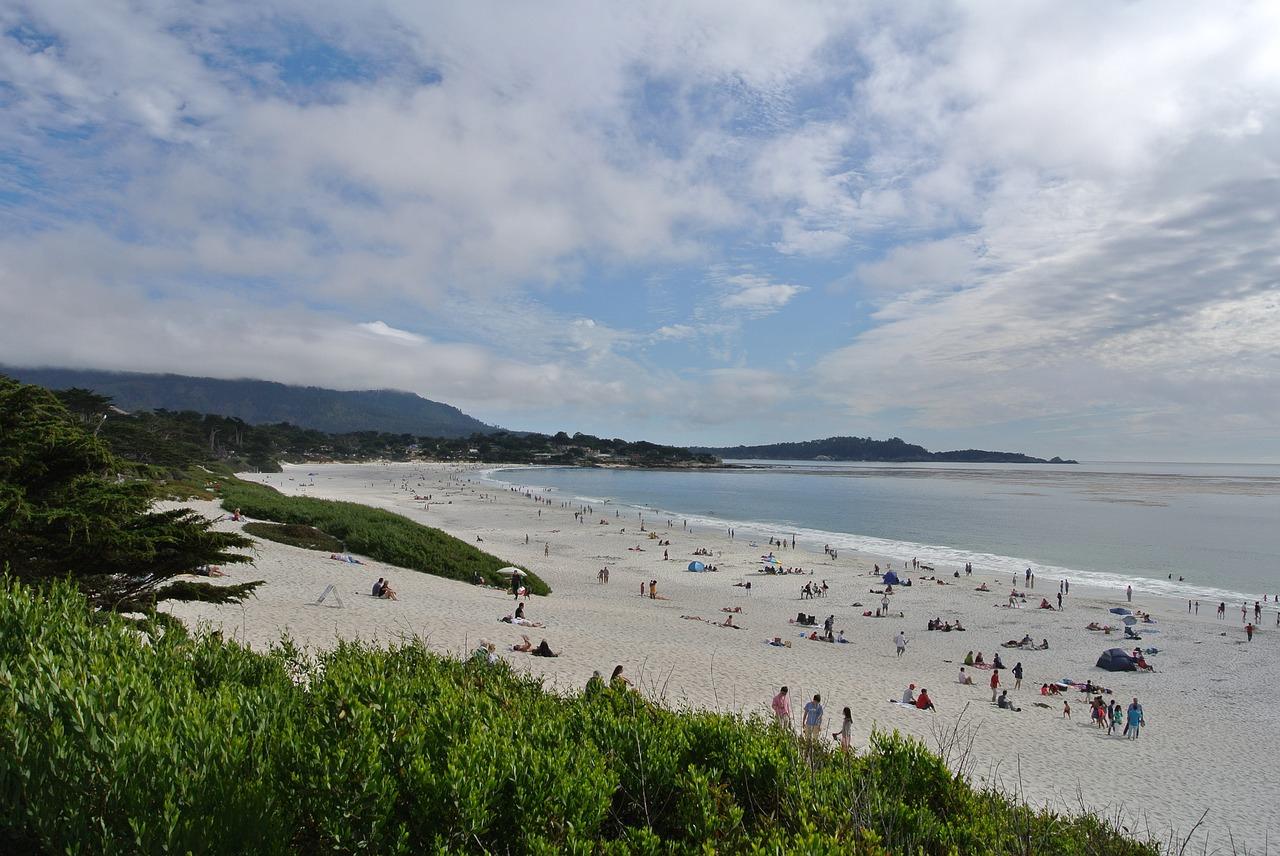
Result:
[958, 667, 974, 685]
[372, 578, 385, 597]
[531, 639, 558, 657]
[836, 630, 848, 643]
[1039, 598, 1054, 610]
[380, 580, 398, 600]
[954, 620, 966, 632]
[769, 636, 786, 647]
[964, 650, 975, 666]
[915, 688, 936, 711]
[901, 683, 916, 705]
[974, 651, 985, 665]
[997, 690, 1020, 711]
[721, 615, 738, 628]
[976, 583, 990, 591]
[511, 635, 533, 652]
[992, 653, 1005, 670]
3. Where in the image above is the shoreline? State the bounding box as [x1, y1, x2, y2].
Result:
[168, 461, 1279, 848]
[480, 464, 1266, 605]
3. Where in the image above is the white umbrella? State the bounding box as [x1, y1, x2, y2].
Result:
[497, 566, 526, 576]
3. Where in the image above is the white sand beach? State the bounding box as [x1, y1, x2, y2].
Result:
[167, 461, 1279, 849]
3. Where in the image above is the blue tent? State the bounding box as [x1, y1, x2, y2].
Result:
[687, 561, 705, 572]
[883, 571, 901, 586]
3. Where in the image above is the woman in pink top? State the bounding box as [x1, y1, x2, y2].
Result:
[771, 686, 791, 726]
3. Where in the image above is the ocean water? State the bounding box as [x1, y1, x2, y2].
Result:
[485, 460, 1280, 602]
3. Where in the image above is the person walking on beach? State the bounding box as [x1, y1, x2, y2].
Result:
[802, 694, 824, 741]
[990, 668, 1001, 703]
[1125, 698, 1144, 738]
[1062, 699, 1071, 719]
[771, 686, 791, 727]
[1057, 591, 1063, 610]
[833, 707, 853, 751]
[1246, 622, 1254, 641]
[1126, 585, 1132, 603]
[1012, 661, 1023, 690]
[894, 630, 908, 657]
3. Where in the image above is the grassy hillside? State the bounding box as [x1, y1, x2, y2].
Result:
[219, 478, 550, 595]
[0, 581, 1156, 855]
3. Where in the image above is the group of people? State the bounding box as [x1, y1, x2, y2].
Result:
[799, 580, 829, 599]
[771, 687, 856, 751]
[371, 577, 398, 600]
[926, 617, 966, 632]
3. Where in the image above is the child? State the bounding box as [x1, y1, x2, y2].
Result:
[1062, 699, 1071, 719]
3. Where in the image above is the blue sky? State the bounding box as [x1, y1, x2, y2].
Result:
[2, 2, 1278, 461]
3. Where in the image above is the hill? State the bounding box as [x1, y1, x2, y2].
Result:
[1, 367, 495, 437]
[697, 435, 1076, 464]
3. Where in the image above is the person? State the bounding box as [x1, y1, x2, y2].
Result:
[372, 578, 385, 597]
[836, 630, 847, 643]
[997, 690, 1019, 711]
[380, 579, 398, 600]
[1057, 591, 1063, 610]
[1062, 699, 1071, 719]
[610, 665, 630, 688]
[771, 686, 791, 726]
[894, 630, 908, 657]
[1110, 701, 1123, 735]
[992, 652, 1005, 670]
[963, 650, 975, 666]
[1126, 584, 1132, 602]
[833, 707, 853, 751]
[1125, 697, 1144, 738]
[901, 683, 916, 705]
[531, 639, 558, 657]
[1246, 622, 1254, 641]
[514, 602, 525, 620]
[511, 635, 533, 652]
[958, 667, 974, 685]
[1012, 662, 1023, 690]
[990, 668, 1000, 702]
[915, 688, 935, 711]
[975, 651, 985, 665]
[802, 694, 824, 740]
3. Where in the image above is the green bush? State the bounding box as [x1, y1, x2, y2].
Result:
[0, 582, 1159, 854]
[219, 478, 550, 595]
[242, 521, 345, 552]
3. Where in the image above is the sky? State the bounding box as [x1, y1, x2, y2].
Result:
[2, 1, 1278, 461]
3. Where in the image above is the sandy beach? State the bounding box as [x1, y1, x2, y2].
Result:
[167, 461, 1279, 849]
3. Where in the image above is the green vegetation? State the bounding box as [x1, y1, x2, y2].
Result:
[0, 376, 258, 611]
[699, 435, 1077, 464]
[0, 581, 1155, 855]
[242, 522, 345, 552]
[42, 381, 715, 472]
[219, 478, 550, 595]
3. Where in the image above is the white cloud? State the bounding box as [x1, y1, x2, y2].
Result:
[717, 273, 807, 314]
[358, 321, 424, 343]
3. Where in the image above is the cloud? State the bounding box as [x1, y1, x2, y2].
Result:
[717, 273, 807, 314]
[358, 321, 424, 343]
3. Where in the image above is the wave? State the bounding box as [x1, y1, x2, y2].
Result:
[481, 466, 1258, 604]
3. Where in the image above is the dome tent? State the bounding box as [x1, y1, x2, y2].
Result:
[1096, 648, 1138, 672]
[687, 561, 705, 572]
[882, 571, 901, 586]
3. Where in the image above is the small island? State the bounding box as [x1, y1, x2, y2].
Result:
[695, 435, 1077, 464]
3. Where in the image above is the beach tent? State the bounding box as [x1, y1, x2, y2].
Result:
[688, 561, 705, 572]
[1096, 648, 1138, 672]
[882, 571, 901, 586]
[1109, 607, 1131, 616]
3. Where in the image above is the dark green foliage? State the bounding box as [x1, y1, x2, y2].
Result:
[243, 522, 345, 552]
[0, 376, 257, 609]
[0, 582, 1157, 855]
[698, 435, 1076, 464]
[220, 478, 551, 595]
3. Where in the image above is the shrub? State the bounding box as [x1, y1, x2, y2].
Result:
[242, 521, 345, 552]
[0, 581, 1158, 855]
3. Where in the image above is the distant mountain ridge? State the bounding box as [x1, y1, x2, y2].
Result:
[2, 367, 496, 438]
[695, 435, 1076, 464]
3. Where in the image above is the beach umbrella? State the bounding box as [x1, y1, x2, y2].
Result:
[688, 561, 705, 572]
[1122, 615, 1139, 626]
[497, 566, 526, 576]
[1109, 607, 1131, 615]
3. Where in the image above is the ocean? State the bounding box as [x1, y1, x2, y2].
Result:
[484, 460, 1280, 602]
